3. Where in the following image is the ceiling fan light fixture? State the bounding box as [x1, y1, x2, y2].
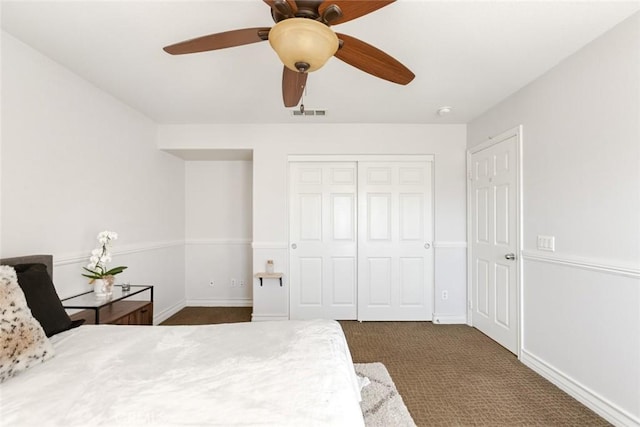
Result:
[268, 18, 339, 73]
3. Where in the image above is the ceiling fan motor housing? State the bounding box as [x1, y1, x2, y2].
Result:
[268, 18, 339, 72]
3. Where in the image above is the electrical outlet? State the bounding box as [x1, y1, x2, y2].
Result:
[441, 290, 448, 300]
[239, 280, 245, 287]
[231, 279, 236, 287]
[209, 280, 215, 287]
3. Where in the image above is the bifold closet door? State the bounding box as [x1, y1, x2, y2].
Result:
[357, 162, 434, 321]
[289, 162, 358, 320]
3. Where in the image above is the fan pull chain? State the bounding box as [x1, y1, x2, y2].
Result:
[299, 77, 308, 114]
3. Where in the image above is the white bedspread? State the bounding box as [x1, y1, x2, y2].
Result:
[0, 320, 364, 426]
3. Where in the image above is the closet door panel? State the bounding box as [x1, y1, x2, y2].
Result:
[358, 161, 434, 321]
[290, 162, 358, 320]
[290, 160, 434, 321]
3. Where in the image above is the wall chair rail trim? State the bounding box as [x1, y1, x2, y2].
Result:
[521, 250, 639, 278]
[53, 240, 185, 266]
[186, 238, 252, 246]
[433, 241, 467, 249]
[252, 242, 289, 249]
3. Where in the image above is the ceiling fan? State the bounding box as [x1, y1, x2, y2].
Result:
[163, 0, 415, 108]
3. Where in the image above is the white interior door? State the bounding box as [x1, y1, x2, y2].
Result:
[469, 132, 519, 354]
[289, 162, 358, 320]
[357, 162, 434, 321]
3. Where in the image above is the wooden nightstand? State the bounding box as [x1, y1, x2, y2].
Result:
[62, 285, 154, 325]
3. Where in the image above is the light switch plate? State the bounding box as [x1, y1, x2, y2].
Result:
[537, 235, 555, 251]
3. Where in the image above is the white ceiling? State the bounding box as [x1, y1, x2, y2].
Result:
[2, 0, 639, 125]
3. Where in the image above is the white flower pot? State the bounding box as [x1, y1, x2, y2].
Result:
[93, 279, 106, 296]
[93, 279, 113, 297]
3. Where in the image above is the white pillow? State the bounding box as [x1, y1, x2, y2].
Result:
[0, 265, 55, 382]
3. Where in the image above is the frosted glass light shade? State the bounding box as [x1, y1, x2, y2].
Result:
[268, 18, 339, 72]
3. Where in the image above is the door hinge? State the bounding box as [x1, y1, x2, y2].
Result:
[468, 300, 473, 310]
[467, 170, 473, 180]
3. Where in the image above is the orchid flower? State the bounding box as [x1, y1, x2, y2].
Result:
[82, 230, 128, 282]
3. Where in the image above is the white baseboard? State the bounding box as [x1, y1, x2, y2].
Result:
[153, 299, 186, 325]
[251, 314, 289, 322]
[521, 349, 639, 427]
[186, 298, 252, 307]
[432, 314, 467, 324]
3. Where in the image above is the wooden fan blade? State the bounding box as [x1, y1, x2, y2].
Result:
[334, 33, 414, 85]
[282, 66, 308, 107]
[163, 28, 270, 55]
[319, 0, 395, 25]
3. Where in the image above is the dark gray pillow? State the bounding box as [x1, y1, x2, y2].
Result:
[13, 263, 82, 337]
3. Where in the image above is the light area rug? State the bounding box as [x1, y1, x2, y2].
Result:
[355, 362, 417, 427]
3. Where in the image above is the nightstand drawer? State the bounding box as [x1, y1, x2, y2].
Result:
[71, 301, 153, 325]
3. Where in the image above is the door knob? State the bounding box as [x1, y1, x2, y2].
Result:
[291, 243, 297, 250]
[424, 243, 431, 249]
[504, 253, 516, 260]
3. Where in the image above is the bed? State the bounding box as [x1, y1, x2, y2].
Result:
[0, 255, 364, 426]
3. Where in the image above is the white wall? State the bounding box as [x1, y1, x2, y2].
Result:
[159, 123, 468, 321]
[185, 160, 252, 305]
[1, 32, 186, 323]
[468, 13, 640, 426]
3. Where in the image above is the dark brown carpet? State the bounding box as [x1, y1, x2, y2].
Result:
[161, 307, 607, 426]
[161, 306, 252, 325]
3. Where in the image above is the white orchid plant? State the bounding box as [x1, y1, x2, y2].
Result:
[82, 231, 127, 284]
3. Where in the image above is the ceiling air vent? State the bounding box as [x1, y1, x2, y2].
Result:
[292, 109, 327, 117]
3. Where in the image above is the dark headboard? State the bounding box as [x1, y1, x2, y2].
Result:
[0, 255, 53, 279]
